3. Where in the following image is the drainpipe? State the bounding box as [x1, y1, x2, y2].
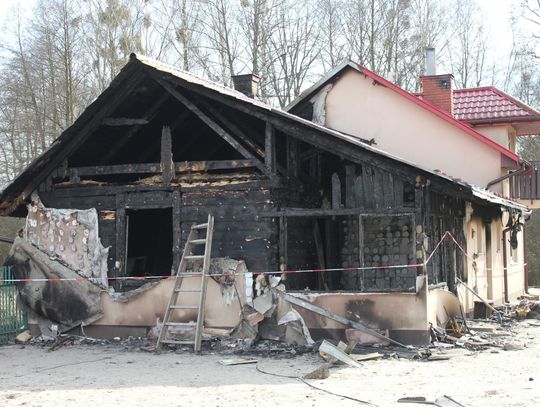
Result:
[502, 227, 510, 303]
[524, 221, 529, 294]
[485, 161, 530, 191]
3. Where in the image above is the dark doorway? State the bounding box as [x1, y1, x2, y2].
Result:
[126, 208, 173, 278]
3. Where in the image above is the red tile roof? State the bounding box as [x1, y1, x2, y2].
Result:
[454, 87, 538, 122]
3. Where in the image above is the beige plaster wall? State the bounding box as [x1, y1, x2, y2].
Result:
[93, 274, 248, 329]
[475, 126, 511, 151]
[458, 208, 525, 312]
[323, 70, 503, 188]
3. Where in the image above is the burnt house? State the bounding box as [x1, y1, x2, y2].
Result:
[0, 55, 527, 344]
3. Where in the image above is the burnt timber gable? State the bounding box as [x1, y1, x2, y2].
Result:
[0, 54, 514, 293]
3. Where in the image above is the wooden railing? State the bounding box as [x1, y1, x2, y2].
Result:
[509, 162, 540, 200]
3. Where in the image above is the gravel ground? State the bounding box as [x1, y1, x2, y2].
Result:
[1, 318, 539, 407]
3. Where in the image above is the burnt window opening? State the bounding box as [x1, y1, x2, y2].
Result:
[125, 208, 173, 287]
[403, 182, 415, 206]
[285, 214, 416, 293]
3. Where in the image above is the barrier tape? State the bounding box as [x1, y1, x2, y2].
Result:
[0, 231, 525, 284]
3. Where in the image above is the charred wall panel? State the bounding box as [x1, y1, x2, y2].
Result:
[179, 188, 279, 274]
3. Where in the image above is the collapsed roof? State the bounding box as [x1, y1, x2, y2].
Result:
[0, 54, 527, 215]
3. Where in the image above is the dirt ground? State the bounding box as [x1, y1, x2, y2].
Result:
[1, 319, 539, 407]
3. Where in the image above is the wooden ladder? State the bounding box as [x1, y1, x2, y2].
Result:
[157, 214, 214, 352]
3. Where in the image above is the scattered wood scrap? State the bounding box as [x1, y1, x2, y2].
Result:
[218, 358, 258, 366]
[275, 289, 409, 348]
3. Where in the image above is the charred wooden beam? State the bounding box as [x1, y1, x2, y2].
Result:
[67, 160, 257, 177]
[199, 101, 265, 158]
[102, 118, 149, 126]
[161, 126, 175, 185]
[260, 208, 414, 217]
[156, 79, 269, 175]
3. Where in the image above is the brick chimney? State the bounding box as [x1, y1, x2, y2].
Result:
[420, 48, 454, 116]
[231, 73, 260, 98]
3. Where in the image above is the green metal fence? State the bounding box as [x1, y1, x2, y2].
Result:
[0, 266, 27, 344]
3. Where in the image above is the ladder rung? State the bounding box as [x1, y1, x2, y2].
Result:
[165, 322, 196, 326]
[192, 223, 208, 230]
[184, 255, 204, 260]
[190, 239, 206, 245]
[161, 339, 195, 345]
[174, 288, 201, 293]
[169, 305, 199, 309]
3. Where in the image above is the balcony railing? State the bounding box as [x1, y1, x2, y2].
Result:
[509, 161, 540, 201]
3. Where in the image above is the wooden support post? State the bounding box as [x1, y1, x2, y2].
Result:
[279, 216, 288, 275]
[265, 122, 276, 175]
[414, 180, 426, 275]
[115, 194, 127, 289]
[160, 126, 175, 185]
[172, 190, 181, 274]
[331, 173, 341, 209]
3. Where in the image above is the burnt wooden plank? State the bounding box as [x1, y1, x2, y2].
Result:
[161, 126, 175, 185]
[382, 170, 394, 208]
[331, 173, 341, 209]
[156, 78, 268, 175]
[265, 122, 276, 175]
[345, 165, 356, 208]
[260, 207, 414, 217]
[363, 166, 374, 208]
[393, 175, 404, 207]
[102, 117, 149, 126]
[373, 168, 384, 209]
[355, 175, 365, 208]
